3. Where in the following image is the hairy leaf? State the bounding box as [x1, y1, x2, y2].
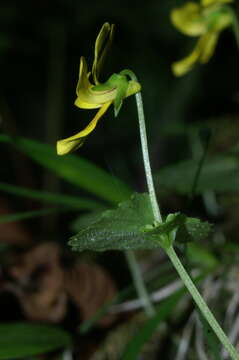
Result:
[69, 193, 210, 252]
[175, 217, 212, 244]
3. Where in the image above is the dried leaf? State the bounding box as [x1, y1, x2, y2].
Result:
[8, 242, 66, 322]
[65, 262, 117, 326]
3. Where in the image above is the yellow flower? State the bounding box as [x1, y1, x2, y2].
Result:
[171, 0, 234, 76]
[57, 23, 141, 155]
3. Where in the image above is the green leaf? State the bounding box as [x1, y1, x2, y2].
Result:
[0, 182, 103, 210]
[71, 210, 104, 232]
[69, 193, 159, 251]
[0, 323, 72, 359]
[69, 194, 188, 252]
[0, 135, 131, 204]
[155, 155, 239, 194]
[69, 193, 212, 252]
[0, 208, 68, 224]
[121, 289, 185, 359]
[175, 217, 212, 244]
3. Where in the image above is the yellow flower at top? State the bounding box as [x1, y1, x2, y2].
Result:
[57, 23, 141, 155]
[171, 0, 234, 76]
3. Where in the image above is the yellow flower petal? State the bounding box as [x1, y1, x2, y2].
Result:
[92, 22, 114, 84]
[198, 31, 219, 63]
[171, 2, 206, 36]
[75, 86, 117, 109]
[172, 30, 219, 76]
[172, 40, 202, 76]
[76, 57, 92, 96]
[201, 0, 233, 7]
[57, 101, 112, 155]
[75, 57, 117, 109]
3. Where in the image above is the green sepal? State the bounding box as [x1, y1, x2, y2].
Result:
[142, 213, 184, 249]
[112, 75, 129, 117]
[92, 73, 129, 117]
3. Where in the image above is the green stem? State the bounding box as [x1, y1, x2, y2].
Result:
[120, 70, 162, 223]
[120, 69, 161, 316]
[166, 246, 239, 360]
[125, 250, 155, 317]
[135, 90, 162, 222]
[121, 70, 238, 357]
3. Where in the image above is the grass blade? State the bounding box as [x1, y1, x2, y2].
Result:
[0, 322, 72, 359]
[0, 182, 104, 210]
[0, 135, 131, 204]
[0, 207, 71, 223]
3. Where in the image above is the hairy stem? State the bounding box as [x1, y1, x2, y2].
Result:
[166, 246, 239, 360]
[120, 70, 162, 222]
[122, 69, 238, 357]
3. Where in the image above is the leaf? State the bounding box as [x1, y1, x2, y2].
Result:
[0, 135, 131, 204]
[69, 194, 188, 252]
[69, 193, 212, 252]
[175, 217, 212, 244]
[0, 208, 67, 224]
[121, 289, 185, 359]
[0, 323, 72, 359]
[65, 261, 116, 327]
[71, 210, 104, 232]
[0, 182, 104, 210]
[155, 155, 239, 194]
[69, 193, 159, 252]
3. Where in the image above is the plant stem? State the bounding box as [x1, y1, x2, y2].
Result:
[125, 250, 155, 317]
[135, 90, 162, 222]
[166, 245, 239, 360]
[120, 70, 162, 316]
[121, 70, 238, 358]
[120, 70, 162, 223]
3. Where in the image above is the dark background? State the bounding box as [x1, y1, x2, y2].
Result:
[0, 0, 239, 238]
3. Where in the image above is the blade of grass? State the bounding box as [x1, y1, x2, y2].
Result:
[0, 135, 131, 204]
[0, 207, 71, 223]
[0, 182, 104, 210]
[0, 323, 72, 359]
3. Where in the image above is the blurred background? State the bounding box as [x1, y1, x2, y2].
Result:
[0, 0, 239, 222]
[1, 0, 239, 359]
